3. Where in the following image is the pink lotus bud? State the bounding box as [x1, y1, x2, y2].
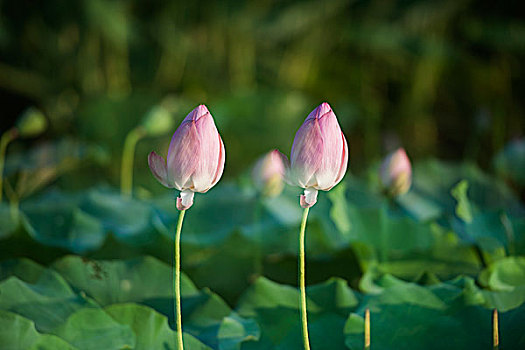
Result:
[252, 149, 287, 197]
[379, 148, 412, 196]
[287, 102, 348, 208]
[148, 104, 225, 210]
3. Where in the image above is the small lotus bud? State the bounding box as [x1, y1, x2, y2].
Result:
[286, 102, 348, 208]
[16, 107, 47, 138]
[379, 148, 412, 196]
[148, 105, 225, 210]
[141, 105, 174, 136]
[252, 150, 287, 197]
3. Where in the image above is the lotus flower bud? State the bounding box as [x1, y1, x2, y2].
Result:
[252, 149, 287, 197]
[287, 102, 348, 208]
[141, 105, 174, 137]
[16, 107, 47, 138]
[148, 104, 225, 210]
[379, 148, 412, 196]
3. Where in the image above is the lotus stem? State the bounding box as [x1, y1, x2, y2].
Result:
[0, 128, 18, 202]
[120, 126, 146, 197]
[299, 207, 311, 350]
[364, 308, 370, 350]
[3, 179, 19, 221]
[493, 308, 499, 350]
[174, 208, 186, 350]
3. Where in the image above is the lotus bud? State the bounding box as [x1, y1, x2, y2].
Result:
[379, 148, 412, 196]
[148, 104, 225, 210]
[141, 105, 174, 137]
[287, 102, 348, 208]
[16, 107, 47, 138]
[252, 149, 287, 197]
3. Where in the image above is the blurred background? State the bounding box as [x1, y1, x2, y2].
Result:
[1, 0, 524, 192]
[1, 2, 525, 348]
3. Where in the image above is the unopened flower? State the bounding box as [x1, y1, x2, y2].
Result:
[379, 148, 412, 196]
[16, 107, 47, 138]
[286, 102, 348, 208]
[148, 104, 225, 210]
[252, 149, 287, 197]
[141, 105, 174, 137]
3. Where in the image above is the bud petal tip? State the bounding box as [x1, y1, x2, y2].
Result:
[380, 147, 412, 197]
[148, 151, 172, 188]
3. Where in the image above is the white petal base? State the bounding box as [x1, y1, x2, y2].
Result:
[300, 188, 318, 208]
[176, 189, 195, 211]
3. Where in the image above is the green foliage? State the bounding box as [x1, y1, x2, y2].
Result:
[105, 304, 211, 350]
[0, 256, 256, 349]
[344, 274, 525, 349]
[1, 1, 524, 347]
[0, 204, 17, 239]
[1, 155, 524, 349]
[494, 139, 525, 186]
[451, 180, 473, 223]
[0, 310, 76, 350]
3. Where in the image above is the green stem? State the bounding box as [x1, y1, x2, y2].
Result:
[174, 209, 186, 350]
[3, 179, 20, 222]
[299, 207, 311, 350]
[364, 308, 370, 350]
[0, 128, 18, 202]
[493, 308, 499, 350]
[120, 126, 145, 197]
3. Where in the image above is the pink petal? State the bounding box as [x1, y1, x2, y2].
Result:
[191, 110, 222, 192]
[305, 102, 332, 122]
[273, 151, 294, 186]
[168, 105, 209, 161]
[330, 131, 349, 188]
[167, 120, 200, 190]
[270, 149, 288, 179]
[148, 151, 172, 188]
[290, 118, 323, 187]
[208, 133, 226, 190]
[184, 104, 209, 123]
[314, 107, 345, 189]
[380, 148, 411, 187]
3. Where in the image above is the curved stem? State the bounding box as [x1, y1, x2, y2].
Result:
[493, 308, 499, 350]
[174, 209, 186, 350]
[364, 308, 370, 350]
[0, 128, 18, 202]
[3, 179, 19, 221]
[120, 126, 145, 197]
[299, 207, 311, 350]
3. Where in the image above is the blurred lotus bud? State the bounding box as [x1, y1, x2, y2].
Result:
[16, 107, 47, 137]
[141, 105, 174, 136]
[252, 149, 287, 197]
[494, 138, 525, 186]
[287, 102, 348, 208]
[148, 104, 225, 210]
[380, 148, 412, 196]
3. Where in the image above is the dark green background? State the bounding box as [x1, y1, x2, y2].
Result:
[1, 1, 525, 349]
[1, 0, 524, 187]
